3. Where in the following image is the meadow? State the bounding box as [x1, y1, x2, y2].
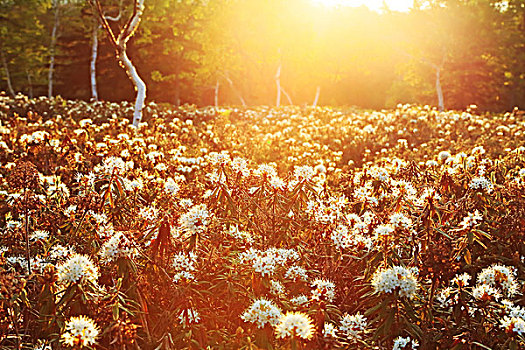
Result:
[1, 94, 525, 349]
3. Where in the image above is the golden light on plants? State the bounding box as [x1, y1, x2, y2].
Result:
[1, 0, 525, 349]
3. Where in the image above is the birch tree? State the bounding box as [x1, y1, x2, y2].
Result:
[48, 0, 60, 97]
[89, 0, 121, 101]
[91, 0, 146, 127]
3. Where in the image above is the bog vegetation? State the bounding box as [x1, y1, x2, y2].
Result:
[0, 94, 525, 349]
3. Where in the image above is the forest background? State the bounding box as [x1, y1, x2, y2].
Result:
[0, 0, 524, 111]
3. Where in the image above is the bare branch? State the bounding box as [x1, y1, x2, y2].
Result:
[90, 0, 118, 49]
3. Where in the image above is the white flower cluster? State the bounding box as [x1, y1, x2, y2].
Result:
[458, 210, 482, 229]
[270, 280, 286, 296]
[285, 265, 308, 282]
[393, 336, 419, 350]
[436, 287, 454, 308]
[472, 284, 502, 301]
[179, 204, 210, 236]
[374, 224, 395, 237]
[500, 316, 525, 336]
[275, 312, 315, 340]
[311, 278, 336, 302]
[139, 206, 159, 221]
[57, 254, 99, 286]
[240, 298, 282, 328]
[95, 156, 133, 175]
[500, 301, 525, 336]
[331, 224, 373, 251]
[61, 315, 99, 347]
[368, 166, 390, 182]
[290, 295, 309, 306]
[239, 248, 299, 277]
[294, 165, 315, 181]
[172, 251, 197, 282]
[391, 180, 417, 199]
[340, 312, 367, 340]
[389, 212, 412, 229]
[469, 176, 494, 193]
[30, 230, 49, 241]
[206, 151, 231, 166]
[372, 266, 419, 298]
[228, 226, 254, 244]
[99, 231, 137, 263]
[231, 157, 250, 176]
[323, 322, 337, 338]
[353, 183, 378, 206]
[49, 244, 75, 261]
[477, 264, 519, 298]
[451, 273, 471, 288]
[164, 177, 180, 196]
[179, 308, 200, 326]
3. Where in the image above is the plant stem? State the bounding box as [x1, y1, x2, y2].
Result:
[25, 206, 31, 274]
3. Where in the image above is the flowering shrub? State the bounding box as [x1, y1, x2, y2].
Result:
[1, 95, 525, 349]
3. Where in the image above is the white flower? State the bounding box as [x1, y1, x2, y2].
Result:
[241, 298, 282, 328]
[340, 313, 367, 340]
[311, 279, 336, 302]
[164, 177, 180, 196]
[285, 266, 308, 282]
[501, 316, 525, 336]
[469, 176, 494, 193]
[372, 266, 418, 298]
[290, 295, 309, 306]
[49, 244, 75, 261]
[294, 165, 315, 181]
[451, 273, 471, 288]
[389, 213, 412, 229]
[179, 308, 200, 325]
[57, 254, 99, 286]
[179, 204, 210, 236]
[99, 231, 137, 263]
[275, 312, 315, 340]
[458, 210, 482, 230]
[438, 151, 451, 161]
[393, 336, 419, 350]
[173, 271, 195, 283]
[30, 230, 49, 241]
[374, 224, 395, 237]
[477, 264, 519, 298]
[270, 280, 286, 296]
[437, 287, 453, 308]
[472, 284, 502, 301]
[61, 315, 99, 347]
[138, 206, 159, 221]
[323, 322, 337, 338]
[172, 251, 197, 272]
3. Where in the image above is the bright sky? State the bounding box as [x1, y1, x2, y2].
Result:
[311, 0, 414, 12]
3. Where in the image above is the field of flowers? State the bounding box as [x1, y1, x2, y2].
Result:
[1, 94, 525, 349]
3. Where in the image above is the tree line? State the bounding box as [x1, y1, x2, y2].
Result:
[1, 0, 524, 112]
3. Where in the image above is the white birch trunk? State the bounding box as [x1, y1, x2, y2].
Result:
[1, 49, 15, 97]
[93, 0, 145, 126]
[27, 70, 33, 98]
[214, 79, 219, 107]
[436, 68, 444, 112]
[119, 50, 146, 127]
[48, 1, 59, 98]
[281, 87, 293, 105]
[90, 22, 99, 101]
[223, 73, 246, 106]
[313, 86, 320, 107]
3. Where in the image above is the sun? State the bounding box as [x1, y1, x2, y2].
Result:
[311, 0, 413, 12]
